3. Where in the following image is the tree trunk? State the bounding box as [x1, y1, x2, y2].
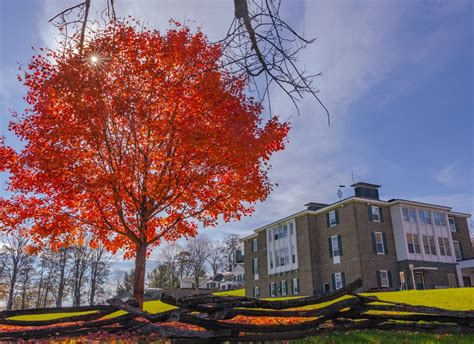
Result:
[133, 242, 147, 309]
[7, 264, 18, 310]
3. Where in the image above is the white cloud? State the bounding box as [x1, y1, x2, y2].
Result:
[435, 163, 460, 187]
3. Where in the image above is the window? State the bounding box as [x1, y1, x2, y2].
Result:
[329, 235, 343, 260]
[289, 222, 294, 235]
[371, 206, 381, 222]
[331, 235, 340, 257]
[429, 236, 437, 255]
[418, 210, 432, 224]
[402, 208, 417, 222]
[269, 252, 273, 269]
[270, 282, 276, 297]
[406, 233, 421, 254]
[291, 245, 296, 264]
[281, 280, 287, 296]
[374, 232, 385, 254]
[438, 237, 451, 256]
[275, 247, 290, 267]
[329, 210, 337, 227]
[379, 270, 389, 288]
[444, 238, 451, 256]
[449, 217, 457, 232]
[252, 238, 258, 252]
[433, 212, 446, 226]
[453, 241, 462, 260]
[268, 230, 272, 242]
[274, 225, 289, 240]
[252, 258, 259, 279]
[292, 278, 300, 294]
[423, 235, 437, 255]
[334, 272, 344, 290]
[254, 286, 260, 298]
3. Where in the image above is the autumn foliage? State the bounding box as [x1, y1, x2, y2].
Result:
[0, 20, 288, 305]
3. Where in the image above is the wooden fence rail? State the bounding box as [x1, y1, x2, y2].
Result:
[0, 278, 473, 342]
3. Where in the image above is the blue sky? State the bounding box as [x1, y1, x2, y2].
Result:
[1, 0, 473, 260]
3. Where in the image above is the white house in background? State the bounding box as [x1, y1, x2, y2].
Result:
[219, 263, 245, 290]
[179, 276, 208, 289]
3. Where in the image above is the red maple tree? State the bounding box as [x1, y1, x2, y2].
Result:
[0, 21, 289, 307]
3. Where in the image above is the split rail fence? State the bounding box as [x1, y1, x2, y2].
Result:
[0, 279, 473, 342]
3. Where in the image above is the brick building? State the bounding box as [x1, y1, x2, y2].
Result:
[243, 182, 473, 298]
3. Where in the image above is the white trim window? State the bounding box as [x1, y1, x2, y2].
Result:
[374, 231, 385, 254]
[406, 233, 421, 254]
[281, 280, 287, 296]
[402, 207, 417, 222]
[270, 282, 276, 297]
[371, 206, 381, 222]
[423, 235, 437, 255]
[329, 210, 337, 227]
[379, 270, 389, 288]
[433, 212, 446, 226]
[453, 241, 462, 260]
[331, 235, 341, 257]
[252, 258, 259, 280]
[292, 278, 300, 294]
[252, 238, 258, 252]
[291, 245, 296, 264]
[418, 210, 432, 225]
[275, 247, 290, 267]
[438, 237, 451, 256]
[449, 217, 457, 232]
[334, 272, 343, 290]
[254, 286, 260, 298]
[274, 225, 289, 240]
[289, 222, 294, 235]
[269, 252, 274, 269]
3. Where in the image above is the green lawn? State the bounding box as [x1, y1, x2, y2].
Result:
[362, 287, 474, 311]
[294, 330, 474, 344]
[7, 300, 177, 322]
[7, 287, 474, 322]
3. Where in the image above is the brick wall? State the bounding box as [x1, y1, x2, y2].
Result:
[451, 216, 474, 259]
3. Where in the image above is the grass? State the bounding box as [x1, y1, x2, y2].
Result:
[219, 287, 474, 309]
[8, 300, 177, 322]
[362, 287, 474, 311]
[8, 310, 98, 321]
[212, 288, 245, 297]
[4, 287, 474, 343]
[293, 330, 474, 344]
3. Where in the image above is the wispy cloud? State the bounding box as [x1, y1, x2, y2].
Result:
[435, 163, 460, 188]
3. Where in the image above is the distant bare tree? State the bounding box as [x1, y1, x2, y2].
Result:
[88, 244, 110, 305]
[186, 236, 210, 290]
[53, 247, 72, 307]
[17, 256, 35, 310]
[223, 234, 242, 272]
[70, 244, 91, 307]
[1, 233, 32, 310]
[177, 250, 192, 282]
[207, 240, 226, 277]
[161, 243, 183, 289]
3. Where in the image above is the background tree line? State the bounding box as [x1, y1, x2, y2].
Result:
[116, 234, 243, 296]
[0, 233, 111, 310]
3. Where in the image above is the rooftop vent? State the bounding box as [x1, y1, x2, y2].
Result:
[305, 202, 329, 211]
[351, 182, 381, 200]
